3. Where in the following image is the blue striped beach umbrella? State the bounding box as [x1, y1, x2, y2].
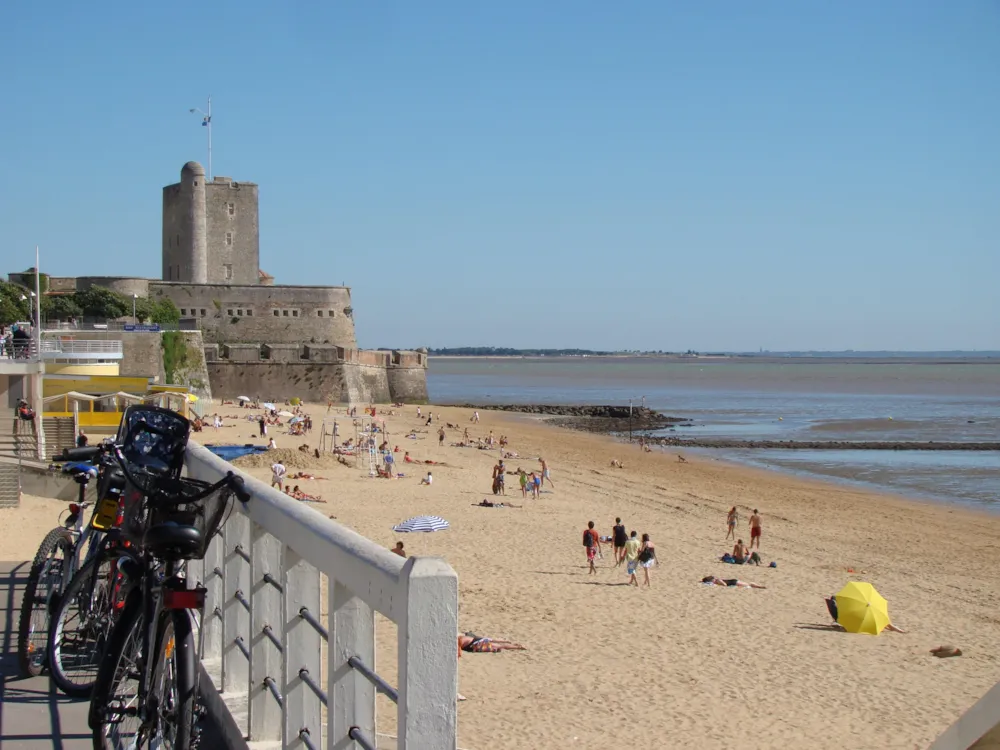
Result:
[392, 515, 450, 533]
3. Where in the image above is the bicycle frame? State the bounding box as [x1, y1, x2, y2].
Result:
[130, 554, 205, 745]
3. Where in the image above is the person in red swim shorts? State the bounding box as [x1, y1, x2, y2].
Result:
[749, 509, 762, 549]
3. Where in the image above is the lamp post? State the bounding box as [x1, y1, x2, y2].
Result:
[189, 96, 212, 180]
[132, 293, 138, 324]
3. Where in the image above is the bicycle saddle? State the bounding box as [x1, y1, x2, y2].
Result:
[144, 522, 203, 560]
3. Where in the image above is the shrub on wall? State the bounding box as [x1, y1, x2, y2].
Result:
[150, 298, 180, 326]
[161, 331, 190, 384]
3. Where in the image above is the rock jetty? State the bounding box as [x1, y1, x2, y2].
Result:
[444, 403, 689, 433]
[644, 437, 1000, 451]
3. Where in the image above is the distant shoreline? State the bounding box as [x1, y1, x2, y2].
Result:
[429, 354, 999, 365]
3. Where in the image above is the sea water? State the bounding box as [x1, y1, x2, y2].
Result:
[428, 357, 1000, 510]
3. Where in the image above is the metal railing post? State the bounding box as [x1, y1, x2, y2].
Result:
[328, 579, 375, 748]
[223, 512, 251, 713]
[281, 548, 322, 749]
[398, 558, 459, 749]
[249, 522, 283, 742]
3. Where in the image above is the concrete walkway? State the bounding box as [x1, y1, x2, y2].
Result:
[0, 561, 92, 749]
[0, 560, 233, 750]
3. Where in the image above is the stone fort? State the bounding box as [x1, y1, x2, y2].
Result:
[20, 161, 429, 403]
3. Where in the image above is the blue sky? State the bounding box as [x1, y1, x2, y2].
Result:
[1, 1, 998, 351]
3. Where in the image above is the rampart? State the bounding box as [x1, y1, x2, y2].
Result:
[149, 282, 357, 347]
[204, 345, 427, 403]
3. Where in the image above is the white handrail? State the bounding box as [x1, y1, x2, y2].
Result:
[185, 442, 459, 750]
[39, 339, 124, 354]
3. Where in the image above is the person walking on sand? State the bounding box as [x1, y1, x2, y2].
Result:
[270, 460, 286, 489]
[624, 531, 642, 586]
[258, 415, 266, 438]
[472, 410, 480, 424]
[582, 521, 602, 575]
[726, 506, 739, 540]
[438, 426, 446, 447]
[612, 518, 628, 566]
[539, 457, 554, 489]
[492, 460, 506, 496]
[749, 509, 762, 549]
[638, 533, 657, 587]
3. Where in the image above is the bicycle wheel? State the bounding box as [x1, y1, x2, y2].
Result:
[92, 599, 196, 750]
[17, 527, 75, 676]
[49, 552, 119, 697]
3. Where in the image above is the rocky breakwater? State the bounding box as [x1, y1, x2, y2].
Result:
[446, 403, 689, 433]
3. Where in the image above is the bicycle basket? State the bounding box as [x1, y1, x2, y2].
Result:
[118, 405, 191, 478]
[121, 475, 232, 560]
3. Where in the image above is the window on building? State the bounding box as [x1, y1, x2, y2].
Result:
[282, 310, 289, 317]
[237, 309, 243, 316]
[316, 310, 323, 317]
[273, 310, 279, 317]
[224, 264, 233, 280]
[246, 309, 253, 316]
[292, 310, 299, 318]
[328, 310, 335, 317]
[180, 308, 187, 316]
[225, 232, 233, 246]
[228, 202, 235, 216]
[200, 308, 206, 316]
[227, 309, 233, 316]
[176, 234, 180, 247]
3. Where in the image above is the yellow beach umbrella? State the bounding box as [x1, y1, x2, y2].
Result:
[835, 581, 890, 635]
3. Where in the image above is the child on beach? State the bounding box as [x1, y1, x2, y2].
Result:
[420, 472, 433, 486]
[582, 521, 602, 575]
[519, 470, 528, 497]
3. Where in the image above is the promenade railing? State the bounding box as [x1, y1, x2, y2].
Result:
[185, 442, 459, 750]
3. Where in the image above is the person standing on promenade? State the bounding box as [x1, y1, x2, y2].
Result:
[624, 531, 642, 586]
[726, 507, 739, 540]
[749, 509, 762, 549]
[612, 518, 628, 566]
[583, 521, 601, 575]
[539, 457, 554, 489]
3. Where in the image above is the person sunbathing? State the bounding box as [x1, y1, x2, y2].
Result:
[702, 576, 766, 589]
[610, 458, 624, 468]
[291, 485, 325, 503]
[457, 633, 526, 656]
[475, 499, 522, 508]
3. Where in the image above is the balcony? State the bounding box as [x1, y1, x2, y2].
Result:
[39, 339, 124, 361]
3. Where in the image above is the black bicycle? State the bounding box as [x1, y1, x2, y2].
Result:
[88, 405, 249, 750]
[17, 445, 123, 677]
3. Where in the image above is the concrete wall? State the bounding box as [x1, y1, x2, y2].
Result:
[150, 282, 357, 347]
[205, 178, 259, 285]
[207, 361, 392, 403]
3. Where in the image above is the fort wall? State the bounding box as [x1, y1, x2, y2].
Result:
[149, 282, 357, 347]
[204, 345, 427, 403]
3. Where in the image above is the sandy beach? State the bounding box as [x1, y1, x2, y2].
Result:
[4, 402, 1000, 749]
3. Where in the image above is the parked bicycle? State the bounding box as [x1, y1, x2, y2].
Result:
[88, 404, 249, 750]
[17, 445, 124, 677]
[47, 444, 134, 697]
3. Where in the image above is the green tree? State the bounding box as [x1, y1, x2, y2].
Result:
[150, 297, 180, 325]
[41, 295, 82, 321]
[74, 286, 130, 319]
[132, 296, 153, 323]
[0, 281, 32, 324]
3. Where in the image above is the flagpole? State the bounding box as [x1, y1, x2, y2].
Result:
[207, 95, 212, 180]
[34, 245, 41, 357]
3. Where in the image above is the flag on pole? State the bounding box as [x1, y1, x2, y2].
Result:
[202, 116, 211, 126]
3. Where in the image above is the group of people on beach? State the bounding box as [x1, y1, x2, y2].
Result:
[582, 518, 658, 587]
